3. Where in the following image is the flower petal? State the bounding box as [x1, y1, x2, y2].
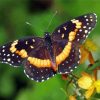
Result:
[69, 95, 76, 100]
[85, 85, 95, 99]
[78, 73, 93, 89]
[94, 80, 100, 93]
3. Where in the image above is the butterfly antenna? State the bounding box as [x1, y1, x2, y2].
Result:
[25, 22, 32, 26]
[46, 11, 58, 31]
[25, 21, 44, 34]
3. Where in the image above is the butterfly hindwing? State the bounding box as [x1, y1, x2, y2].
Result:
[24, 62, 56, 82]
[0, 37, 44, 67]
[23, 46, 56, 82]
[52, 13, 97, 44]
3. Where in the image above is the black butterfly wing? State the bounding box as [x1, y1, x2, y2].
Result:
[52, 13, 97, 44]
[51, 13, 97, 74]
[24, 46, 56, 82]
[0, 36, 56, 82]
[0, 37, 44, 67]
[57, 43, 80, 74]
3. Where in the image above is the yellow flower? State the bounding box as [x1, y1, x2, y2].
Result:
[78, 72, 100, 99]
[69, 95, 76, 100]
[94, 80, 100, 93]
[84, 39, 98, 52]
[78, 72, 94, 89]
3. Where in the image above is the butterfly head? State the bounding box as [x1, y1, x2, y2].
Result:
[44, 32, 51, 44]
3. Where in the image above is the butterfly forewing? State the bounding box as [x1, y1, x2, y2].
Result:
[52, 13, 97, 44]
[0, 37, 44, 67]
[52, 13, 97, 74]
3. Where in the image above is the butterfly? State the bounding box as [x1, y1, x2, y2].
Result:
[0, 13, 97, 82]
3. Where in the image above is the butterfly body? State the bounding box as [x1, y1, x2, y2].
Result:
[0, 13, 97, 82]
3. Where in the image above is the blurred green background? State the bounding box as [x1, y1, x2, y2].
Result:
[0, 0, 100, 100]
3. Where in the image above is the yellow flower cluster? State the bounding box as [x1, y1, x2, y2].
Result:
[78, 72, 100, 99]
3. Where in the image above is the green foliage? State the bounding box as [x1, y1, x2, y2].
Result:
[0, 0, 100, 100]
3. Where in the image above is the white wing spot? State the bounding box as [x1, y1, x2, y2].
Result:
[58, 30, 60, 33]
[30, 46, 34, 49]
[31, 78, 34, 80]
[70, 69, 73, 72]
[32, 39, 35, 42]
[75, 66, 77, 68]
[3, 58, 6, 61]
[77, 33, 79, 36]
[7, 58, 11, 62]
[77, 61, 80, 64]
[12, 54, 15, 56]
[63, 27, 67, 30]
[83, 26, 86, 28]
[2, 49, 5, 52]
[66, 61, 68, 63]
[12, 61, 14, 64]
[7, 54, 10, 57]
[86, 19, 89, 21]
[90, 19, 93, 21]
[77, 39, 80, 41]
[65, 71, 68, 74]
[18, 60, 21, 63]
[89, 27, 91, 30]
[85, 30, 88, 33]
[79, 29, 82, 32]
[83, 35, 85, 37]
[42, 76, 44, 78]
[62, 64, 64, 65]
[25, 41, 28, 45]
[90, 16, 92, 18]
[37, 72, 39, 74]
[41, 80, 44, 82]
[41, 70, 43, 73]
[2, 46, 5, 48]
[87, 23, 89, 25]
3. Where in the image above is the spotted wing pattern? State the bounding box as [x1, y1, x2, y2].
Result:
[52, 13, 97, 44]
[57, 44, 80, 74]
[23, 45, 57, 82]
[52, 13, 97, 74]
[0, 13, 97, 82]
[0, 37, 44, 67]
[24, 62, 56, 82]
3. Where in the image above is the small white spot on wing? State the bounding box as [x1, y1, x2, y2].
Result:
[2, 49, 5, 52]
[58, 30, 60, 33]
[83, 26, 86, 28]
[32, 39, 35, 42]
[79, 29, 82, 32]
[85, 30, 88, 33]
[7, 58, 11, 62]
[2, 46, 5, 48]
[86, 19, 89, 21]
[7, 54, 10, 57]
[89, 27, 92, 30]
